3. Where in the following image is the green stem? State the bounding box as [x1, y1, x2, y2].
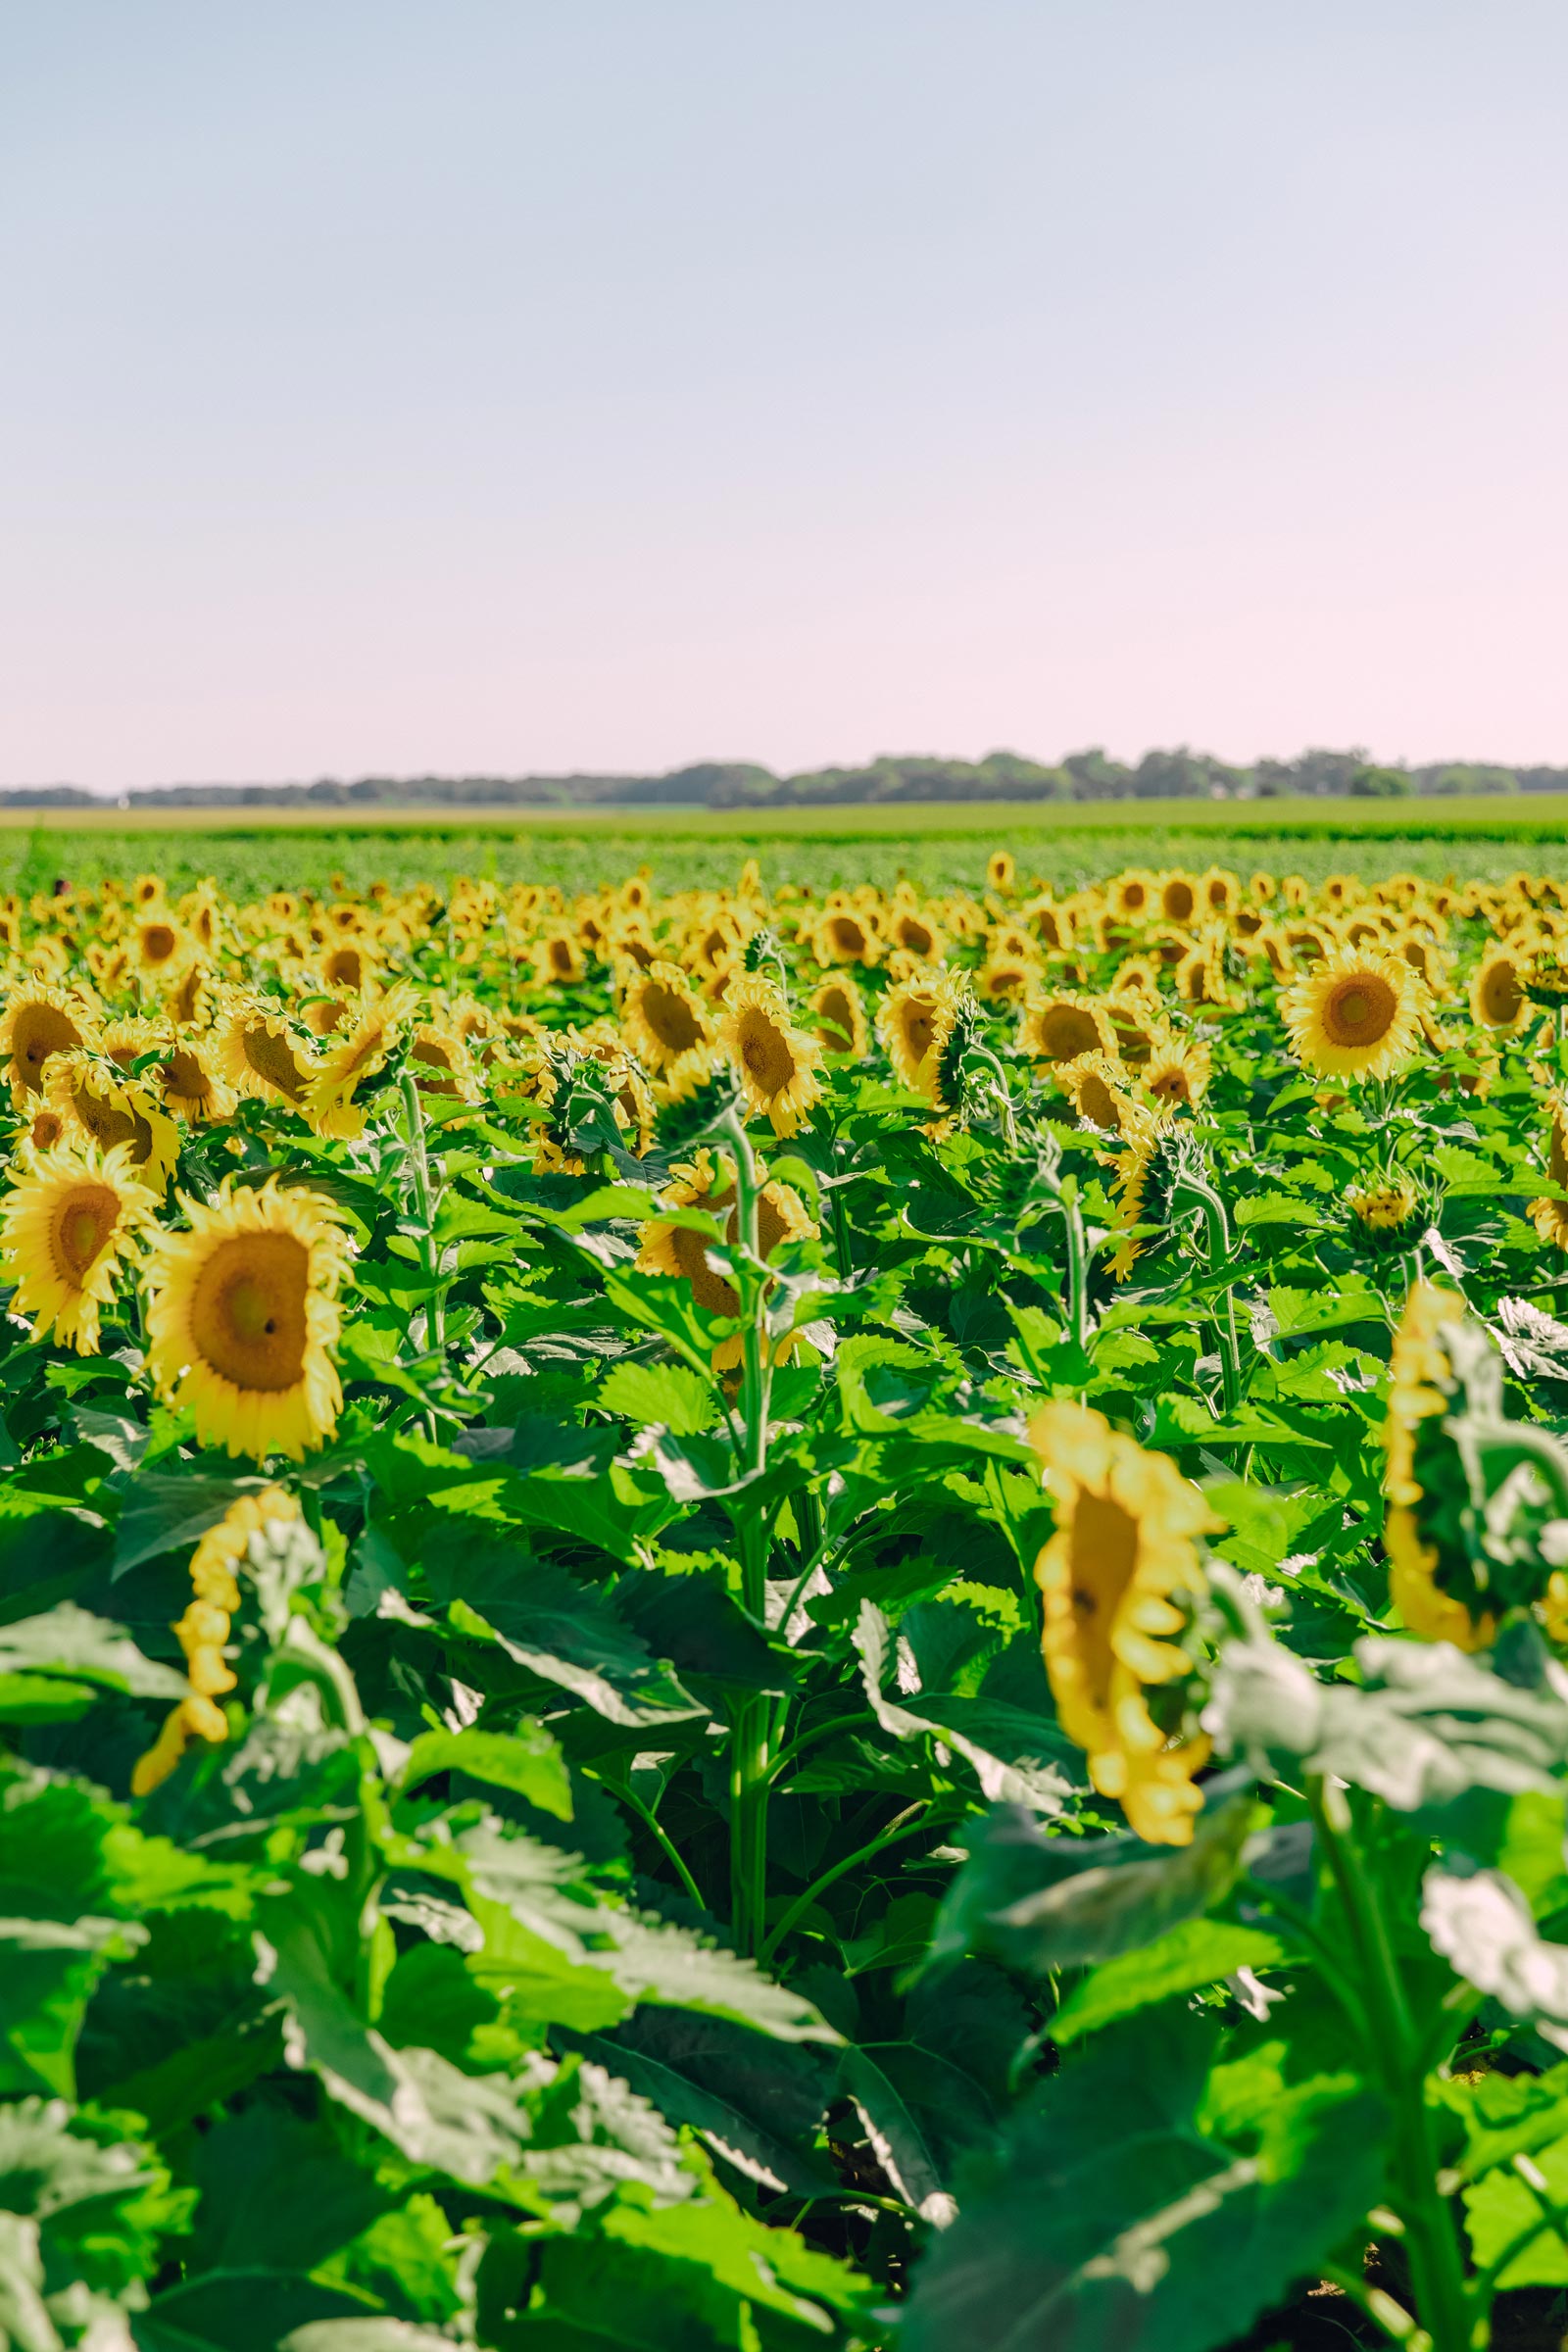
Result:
[600, 1769, 705, 1912]
[399, 1069, 446, 1361]
[1307, 1779, 1473, 2352]
[760, 1801, 931, 1966]
[711, 1105, 775, 1959]
[1058, 1173, 1090, 1358]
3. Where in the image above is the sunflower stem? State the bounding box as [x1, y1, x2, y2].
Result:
[710, 1103, 775, 1960]
[399, 1069, 446, 1409]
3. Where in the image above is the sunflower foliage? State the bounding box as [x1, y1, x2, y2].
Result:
[8, 861, 1568, 2348]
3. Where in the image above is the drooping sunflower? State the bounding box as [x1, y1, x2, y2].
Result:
[1030, 1400, 1213, 1846]
[1531, 1093, 1568, 1250]
[142, 1178, 351, 1460]
[303, 981, 417, 1138]
[407, 1023, 482, 1102]
[1017, 991, 1117, 1067]
[0, 1140, 159, 1354]
[809, 975, 869, 1057]
[164, 959, 215, 1029]
[620, 961, 717, 1079]
[0, 983, 97, 1105]
[1469, 946, 1532, 1036]
[1280, 948, 1424, 1080]
[216, 994, 318, 1113]
[636, 1148, 816, 1368]
[45, 1049, 180, 1194]
[1383, 1280, 1495, 1651]
[131, 1486, 300, 1795]
[716, 972, 824, 1139]
[1107, 1104, 1175, 1280]
[877, 972, 963, 1101]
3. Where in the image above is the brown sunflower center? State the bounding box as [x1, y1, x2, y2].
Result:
[816, 987, 855, 1048]
[1481, 960, 1523, 1024]
[1322, 972, 1396, 1046]
[242, 1022, 308, 1102]
[738, 1009, 796, 1096]
[13, 1004, 82, 1092]
[641, 983, 704, 1055]
[1163, 882, 1196, 922]
[162, 1049, 213, 1105]
[898, 918, 934, 956]
[1075, 1072, 1121, 1129]
[50, 1184, 120, 1282]
[70, 1082, 138, 1152]
[827, 917, 867, 957]
[140, 923, 178, 964]
[1149, 1066, 1191, 1103]
[324, 947, 365, 990]
[190, 1232, 310, 1392]
[898, 1002, 936, 1063]
[1038, 1006, 1101, 1061]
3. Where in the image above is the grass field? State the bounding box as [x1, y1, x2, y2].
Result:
[5, 792, 1566, 899]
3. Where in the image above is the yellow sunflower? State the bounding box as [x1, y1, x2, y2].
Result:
[887, 904, 946, 961]
[45, 1049, 180, 1194]
[156, 1033, 239, 1125]
[0, 983, 97, 1105]
[407, 1023, 482, 1102]
[1280, 948, 1424, 1080]
[142, 1178, 350, 1461]
[1470, 945, 1532, 1036]
[1347, 1175, 1423, 1240]
[1107, 1105, 1173, 1281]
[876, 972, 963, 1101]
[535, 928, 587, 987]
[132, 912, 192, 982]
[1017, 991, 1117, 1067]
[1057, 1051, 1139, 1137]
[0, 1140, 158, 1354]
[1383, 1281, 1494, 1651]
[620, 961, 717, 1079]
[132, 1486, 300, 1795]
[636, 1148, 815, 1369]
[809, 975, 869, 1057]
[1142, 1029, 1211, 1110]
[164, 959, 214, 1029]
[303, 981, 417, 1138]
[1030, 1401, 1213, 1846]
[1531, 1093, 1568, 1251]
[812, 905, 882, 968]
[986, 850, 1016, 896]
[716, 972, 824, 1138]
[216, 994, 318, 1113]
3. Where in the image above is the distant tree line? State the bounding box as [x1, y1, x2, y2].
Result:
[3, 749, 1563, 810]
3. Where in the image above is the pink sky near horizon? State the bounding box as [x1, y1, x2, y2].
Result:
[3, 2, 1565, 793]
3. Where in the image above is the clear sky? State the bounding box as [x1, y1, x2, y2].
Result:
[3, 2, 1565, 790]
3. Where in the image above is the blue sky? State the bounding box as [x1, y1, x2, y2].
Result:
[3, 2, 1564, 787]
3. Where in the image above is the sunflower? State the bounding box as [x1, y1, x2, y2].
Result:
[407, 1023, 482, 1102]
[877, 972, 963, 1100]
[1347, 1174, 1424, 1243]
[45, 1049, 180, 1194]
[157, 1033, 239, 1125]
[717, 972, 824, 1138]
[1470, 946, 1532, 1036]
[1017, 991, 1117, 1067]
[303, 982, 417, 1138]
[1107, 1105, 1174, 1280]
[1107, 871, 1156, 925]
[1280, 948, 1424, 1080]
[131, 1486, 300, 1795]
[636, 1148, 816, 1369]
[132, 912, 192, 981]
[216, 995, 318, 1112]
[0, 983, 97, 1105]
[317, 939, 377, 996]
[1030, 1400, 1213, 1845]
[1057, 1051, 1139, 1137]
[142, 1178, 350, 1460]
[1383, 1281, 1495, 1651]
[887, 905, 946, 960]
[986, 850, 1016, 896]
[535, 928, 586, 987]
[812, 906, 881, 967]
[1531, 1093, 1568, 1250]
[1157, 873, 1199, 925]
[0, 1140, 158, 1353]
[809, 975, 869, 1057]
[1142, 1029, 1211, 1110]
[975, 951, 1039, 1004]
[620, 961, 717, 1079]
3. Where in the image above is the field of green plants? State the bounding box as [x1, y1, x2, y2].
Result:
[8, 844, 1568, 2349]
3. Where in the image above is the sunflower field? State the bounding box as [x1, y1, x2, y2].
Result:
[8, 855, 1568, 2351]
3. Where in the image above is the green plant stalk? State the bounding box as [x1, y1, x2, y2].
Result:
[715, 1105, 776, 1959]
[760, 1801, 930, 1966]
[399, 1069, 446, 1361]
[1057, 1171, 1090, 1359]
[1306, 1778, 1475, 2352]
[1176, 1169, 1244, 1416]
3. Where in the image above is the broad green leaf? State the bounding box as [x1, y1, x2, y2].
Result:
[1053, 1919, 1286, 2044]
[397, 1723, 572, 1821]
[596, 1360, 718, 1435]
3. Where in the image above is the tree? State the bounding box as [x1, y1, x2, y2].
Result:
[1349, 763, 1414, 798]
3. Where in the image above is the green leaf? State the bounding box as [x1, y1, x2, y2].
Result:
[113, 1468, 268, 1578]
[441, 1549, 705, 1729]
[902, 2015, 1385, 2352]
[1053, 1920, 1286, 2045]
[397, 1723, 573, 1821]
[0, 1602, 189, 1701]
[134, 2275, 373, 2352]
[596, 1360, 719, 1435]
[931, 1780, 1258, 1976]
